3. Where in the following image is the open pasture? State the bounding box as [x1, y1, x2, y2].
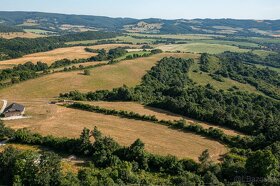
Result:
[3, 99, 227, 162]
[157, 43, 249, 54]
[0, 53, 198, 99]
[84, 101, 245, 136]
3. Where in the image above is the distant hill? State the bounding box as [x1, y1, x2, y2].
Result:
[0, 11, 280, 36]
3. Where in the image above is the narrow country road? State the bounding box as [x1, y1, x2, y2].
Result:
[0, 100, 7, 114]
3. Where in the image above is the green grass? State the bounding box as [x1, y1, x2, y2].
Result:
[128, 33, 217, 40]
[189, 39, 260, 48]
[252, 50, 277, 57]
[188, 59, 264, 95]
[24, 29, 54, 34]
[66, 36, 156, 45]
[66, 39, 98, 45]
[116, 51, 151, 60]
[157, 43, 249, 54]
[254, 64, 280, 73]
[113, 36, 156, 44]
[245, 37, 280, 44]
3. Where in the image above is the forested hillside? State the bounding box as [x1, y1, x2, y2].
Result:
[0, 11, 280, 36]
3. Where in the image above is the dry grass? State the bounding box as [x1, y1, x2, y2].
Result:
[0, 53, 198, 99]
[0, 32, 43, 39]
[0, 52, 228, 161]
[4, 99, 227, 162]
[83, 101, 245, 136]
[0, 44, 134, 68]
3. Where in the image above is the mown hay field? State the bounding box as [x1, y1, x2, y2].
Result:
[83, 101, 245, 136]
[0, 32, 44, 39]
[3, 99, 227, 162]
[0, 44, 135, 69]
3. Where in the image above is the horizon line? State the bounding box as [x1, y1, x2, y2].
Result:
[0, 10, 279, 21]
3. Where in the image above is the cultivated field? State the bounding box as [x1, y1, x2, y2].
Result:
[0, 32, 44, 39]
[0, 53, 198, 99]
[3, 99, 227, 162]
[66, 35, 156, 45]
[129, 33, 218, 40]
[157, 43, 249, 54]
[23, 29, 54, 34]
[0, 44, 134, 69]
[83, 101, 244, 136]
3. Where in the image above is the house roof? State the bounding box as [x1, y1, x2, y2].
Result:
[4, 103, 25, 113]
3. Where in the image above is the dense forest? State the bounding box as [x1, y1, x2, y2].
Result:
[0, 24, 23, 32]
[1, 123, 280, 185]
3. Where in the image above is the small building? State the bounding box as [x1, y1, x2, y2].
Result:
[3, 103, 25, 118]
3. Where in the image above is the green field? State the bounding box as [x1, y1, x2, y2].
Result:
[188, 39, 260, 48]
[255, 64, 280, 73]
[129, 33, 218, 40]
[24, 29, 54, 34]
[188, 58, 264, 95]
[116, 51, 151, 60]
[66, 36, 156, 45]
[157, 43, 249, 54]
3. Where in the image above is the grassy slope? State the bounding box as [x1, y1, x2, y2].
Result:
[156, 43, 249, 54]
[83, 101, 245, 136]
[3, 100, 227, 162]
[188, 57, 264, 95]
[0, 52, 229, 161]
[0, 53, 198, 99]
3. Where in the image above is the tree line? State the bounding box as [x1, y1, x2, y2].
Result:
[60, 57, 280, 149]
[0, 31, 120, 60]
[1, 122, 279, 185]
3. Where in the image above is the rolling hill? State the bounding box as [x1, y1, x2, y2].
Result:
[0, 11, 280, 36]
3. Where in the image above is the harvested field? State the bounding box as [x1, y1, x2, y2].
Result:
[0, 53, 198, 99]
[4, 99, 227, 162]
[0, 44, 135, 68]
[83, 101, 245, 136]
[0, 32, 44, 39]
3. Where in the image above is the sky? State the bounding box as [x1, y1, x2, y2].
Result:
[0, 0, 279, 20]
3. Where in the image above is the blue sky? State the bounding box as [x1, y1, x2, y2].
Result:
[1, 0, 279, 20]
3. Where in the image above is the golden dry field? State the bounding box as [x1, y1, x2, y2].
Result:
[0, 32, 44, 39]
[0, 44, 136, 69]
[3, 99, 227, 162]
[0, 51, 230, 161]
[83, 101, 244, 136]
